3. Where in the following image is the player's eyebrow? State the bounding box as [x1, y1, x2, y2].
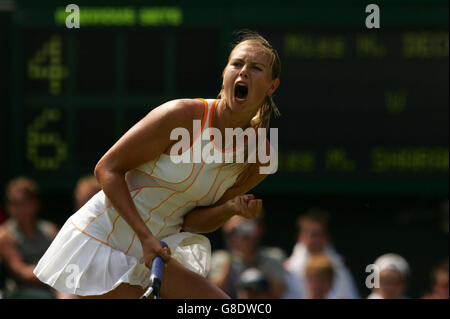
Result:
[231, 58, 266, 68]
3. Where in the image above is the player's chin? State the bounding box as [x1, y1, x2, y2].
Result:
[229, 95, 249, 111]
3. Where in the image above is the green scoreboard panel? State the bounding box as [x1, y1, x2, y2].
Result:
[8, 0, 449, 194]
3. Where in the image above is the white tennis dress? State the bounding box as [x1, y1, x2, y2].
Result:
[33, 99, 242, 296]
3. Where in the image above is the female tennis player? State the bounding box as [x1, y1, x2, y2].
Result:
[33, 31, 280, 299]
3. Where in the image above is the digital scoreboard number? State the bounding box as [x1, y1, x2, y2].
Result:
[25, 32, 69, 95]
[23, 32, 69, 173]
[10, 3, 449, 193]
[18, 27, 221, 185]
[25, 107, 68, 170]
[265, 29, 449, 188]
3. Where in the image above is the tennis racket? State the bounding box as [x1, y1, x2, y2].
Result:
[140, 240, 168, 299]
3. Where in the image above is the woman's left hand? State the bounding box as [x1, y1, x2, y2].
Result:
[225, 194, 263, 219]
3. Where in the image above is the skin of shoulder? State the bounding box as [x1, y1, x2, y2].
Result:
[95, 98, 205, 174]
[169, 98, 205, 123]
[161, 98, 206, 152]
[141, 98, 205, 135]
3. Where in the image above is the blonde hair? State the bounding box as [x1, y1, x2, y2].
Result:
[74, 175, 101, 205]
[305, 254, 335, 282]
[218, 30, 281, 130]
[218, 31, 281, 177]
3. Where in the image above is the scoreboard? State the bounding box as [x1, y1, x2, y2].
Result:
[6, 0, 449, 194]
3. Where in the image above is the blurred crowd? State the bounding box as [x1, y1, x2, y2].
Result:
[0, 175, 101, 299]
[0, 176, 448, 299]
[208, 208, 448, 300]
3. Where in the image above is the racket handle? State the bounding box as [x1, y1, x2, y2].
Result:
[149, 241, 168, 297]
[150, 240, 168, 282]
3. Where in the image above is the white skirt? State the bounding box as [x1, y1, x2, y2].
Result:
[33, 218, 211, 296]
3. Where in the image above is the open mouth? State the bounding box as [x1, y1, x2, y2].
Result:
[234, 83, 248, 101]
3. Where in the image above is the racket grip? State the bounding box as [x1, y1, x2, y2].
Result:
[150, 241, 168, 284]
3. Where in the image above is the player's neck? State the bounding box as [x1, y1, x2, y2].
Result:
[214, 99, 254, 132]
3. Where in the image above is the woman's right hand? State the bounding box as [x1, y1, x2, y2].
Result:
[140, 235, 171, 269]
[225, 194, 263, 220]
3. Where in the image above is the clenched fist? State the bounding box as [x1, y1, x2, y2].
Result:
[225, 194, 262, 219]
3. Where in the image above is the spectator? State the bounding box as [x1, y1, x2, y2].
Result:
[74, 175, 101, 210]
[304, 254, 335, 299]
[236, 267, 272, 299]
[284, 208, 359, 299]
[208, 214, 299, 298]
[0, 177, 59, 298]
[422, 258, 449, 299]
[367, 253, 410, 299]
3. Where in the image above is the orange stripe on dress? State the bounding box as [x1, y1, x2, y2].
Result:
[125, 150, 214, 254]
[106, 188, 143, 243]
[82, 203, 112, 232]
[131, 98, 208, 184]
[195, 98, 209, 141]
[82, 187, 146, 235]
[106, 215, 121, 242]
[133, 163, 195, 185]
[124, 99, 212, 254]
[80, 186, 140, 233]
[146, 147, 214, 223]
[73, 99, 212, 253]
[73, 186, 176, 253]
[161, 98, 208, 158]
[156, 162, 225, 237]
[129, 184, 180, 193]
[80, 182, 179, 252]
[156, 163, 224, 236]
[124, 162, 204, 254]
[149, 154, 161, 175]
[125, 162, 201, 254]
[211, 168, 237, 204]
[121, 100, 208, 248]
[71, 219, 115, 249]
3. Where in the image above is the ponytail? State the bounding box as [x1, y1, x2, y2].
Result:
[252, 95, 281, 130]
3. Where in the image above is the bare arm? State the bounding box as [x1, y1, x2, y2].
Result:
[182, 154, 270, 233]
[0, 229, 43, 284]
[94, 99, 204, 264]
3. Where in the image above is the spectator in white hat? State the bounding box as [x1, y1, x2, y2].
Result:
[367, 253, 410, 299]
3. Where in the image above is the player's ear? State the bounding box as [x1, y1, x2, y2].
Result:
[267, 78, 280, 96]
